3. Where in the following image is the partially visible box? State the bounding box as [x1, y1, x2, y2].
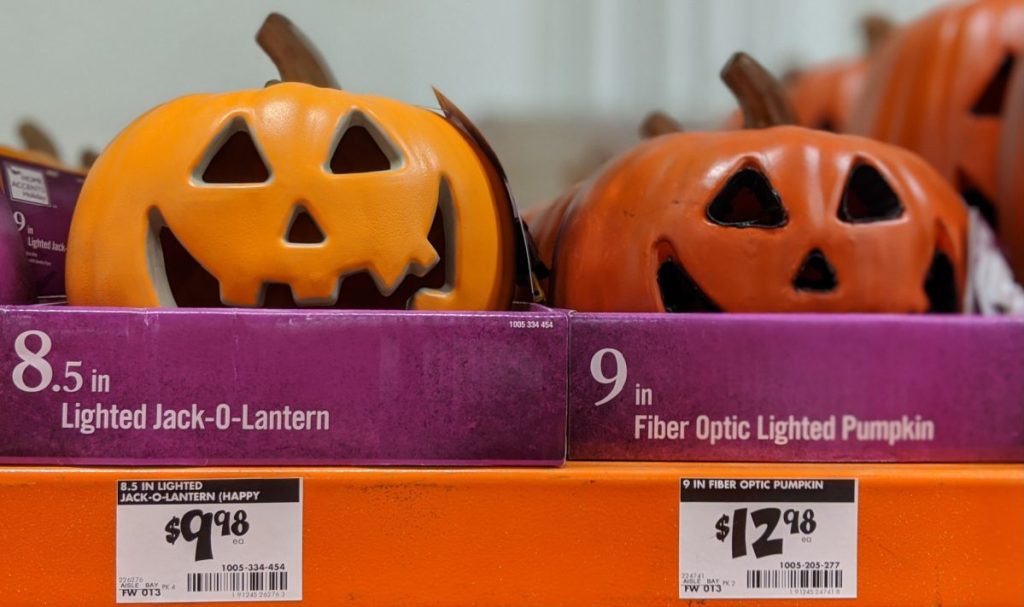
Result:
[0, 194, 33, 304]
[569, 313, 1024, 462]
[0, 150, 85, 300]
[0, 305, 568, 465]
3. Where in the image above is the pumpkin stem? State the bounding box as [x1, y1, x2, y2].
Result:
[256, 13, 338, 88]
[720, 52, 796, 128]
[18, 121, 60, 160]
[80, 149, 99, 170]
[861, 14, 895, 54]
[780, 66, 803, 87]
[640, 112, 684, 138]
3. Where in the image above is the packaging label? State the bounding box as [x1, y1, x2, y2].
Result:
[569, 317, 1024, 462]
[4, 163, 49, 206]
[2, 158, 83, 298]
[116, 478, 302, 603]
[0, 308, 567, 466]
[679, 478, 857, 599]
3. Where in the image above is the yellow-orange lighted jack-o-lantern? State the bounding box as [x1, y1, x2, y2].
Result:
[67, 15, 518, 310]
[530, 54, 968, 313]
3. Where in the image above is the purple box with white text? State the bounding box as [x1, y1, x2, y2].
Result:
[569, 313, 1024, 462]
[0, 305, 568, 466]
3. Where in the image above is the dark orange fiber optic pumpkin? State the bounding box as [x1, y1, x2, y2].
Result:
[530, 53, 968, 313]
[723, 15, 895, 132]
[851, 0, 1023, 249]
[66, 14, 517, 310]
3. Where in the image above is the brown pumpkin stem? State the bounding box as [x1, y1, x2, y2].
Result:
[780, 65, 803, 87]
[80, 149, 99, 170]
[256, 13, 338, 88]
[720, 52, 796, 129]
[640, 112, 683, 138]
[18, 121, 60, 160]
[861, 14, 895, 54]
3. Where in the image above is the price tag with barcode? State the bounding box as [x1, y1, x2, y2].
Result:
[679, 478, 857, 599]
[116, 478, 302, 603]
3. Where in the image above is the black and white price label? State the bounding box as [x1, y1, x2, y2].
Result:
[679, 478, 857, 600]
[116, 478, 302, 603]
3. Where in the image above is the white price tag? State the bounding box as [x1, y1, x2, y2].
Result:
[116, 478, 302, 603]
[679, 478, 857, 599]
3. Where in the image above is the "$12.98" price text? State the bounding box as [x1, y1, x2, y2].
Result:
[715, 507, 817, 559]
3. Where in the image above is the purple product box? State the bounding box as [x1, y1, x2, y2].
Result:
[570, 313, 1024, 462]
[0, 196, 32, 304]
[0, 306, 568, 466]
[0, 154, 84, 300]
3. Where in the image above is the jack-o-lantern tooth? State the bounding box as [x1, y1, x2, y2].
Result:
[412, 239, 441, 275]
[217, 277, 265, 308]
[366, 248, 432, 298]
[289, 273, 341, 304]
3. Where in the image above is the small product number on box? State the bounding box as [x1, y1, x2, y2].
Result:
[508, 320, 554, 329]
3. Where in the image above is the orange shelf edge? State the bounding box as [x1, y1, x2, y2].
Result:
[0, 462, 1021, 606]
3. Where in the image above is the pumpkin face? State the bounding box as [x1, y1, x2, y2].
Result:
[851, 0, 1023, 231]
[533, 127, 967, 313]
[67, 83, 516, 310]
[999, 49, 1024, 279]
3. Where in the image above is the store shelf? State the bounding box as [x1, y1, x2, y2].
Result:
[1, 462, 1021, 606]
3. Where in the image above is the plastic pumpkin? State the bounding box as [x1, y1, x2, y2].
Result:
[67, 14, 517, 310]
[530, 53, 968, 313]
[786, 15, 895, 132]
[722, 15, 895, 132]
[851, 0, 1023, 235]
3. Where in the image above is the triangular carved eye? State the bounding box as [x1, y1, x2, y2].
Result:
[198, 119, 271, 184]
[838, 164, 903, 223]
[971, 53, 1014, 116]
[329, 112, 399, 174]
[706, 168, 787, 228]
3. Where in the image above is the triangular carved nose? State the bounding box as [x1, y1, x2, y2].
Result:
[793, 249, 837, 292]
[285, 205, 326, 244]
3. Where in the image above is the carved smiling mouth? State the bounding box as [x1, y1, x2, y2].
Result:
[655, 242, 721, 312]
[654, 242, 959, 313]
[958, 170, 998, 231]
[146, 190, 451, 310]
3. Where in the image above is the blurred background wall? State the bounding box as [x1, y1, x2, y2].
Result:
[0, 0, 945, 208]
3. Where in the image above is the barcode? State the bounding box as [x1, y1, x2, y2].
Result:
[186, 572, 288, 593]
[746, 569, 843, 589]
